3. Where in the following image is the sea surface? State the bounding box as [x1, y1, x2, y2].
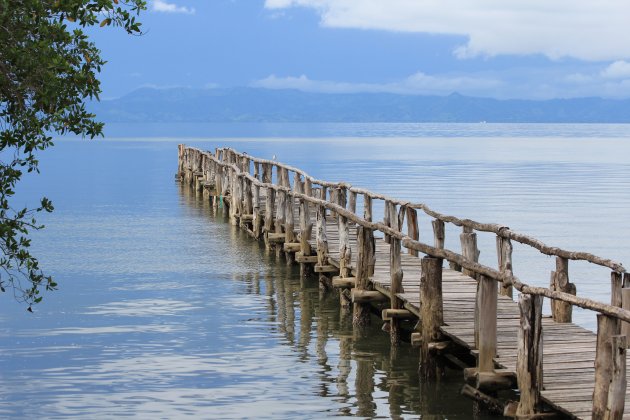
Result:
[1, 123, 630, 418]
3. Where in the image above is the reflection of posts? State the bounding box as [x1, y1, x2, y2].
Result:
[337, 336, 351, 398]
[355, 357, 375, 418]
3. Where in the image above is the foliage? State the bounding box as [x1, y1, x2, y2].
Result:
[0, 0, 145, 310]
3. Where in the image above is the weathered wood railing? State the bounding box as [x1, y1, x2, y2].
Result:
[178, 144, 629, 419]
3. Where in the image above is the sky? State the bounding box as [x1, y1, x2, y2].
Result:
[91, 0, 630, 100]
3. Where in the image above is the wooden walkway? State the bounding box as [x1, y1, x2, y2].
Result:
[178, 145, 630, 419]
[321, 221, 606, 419]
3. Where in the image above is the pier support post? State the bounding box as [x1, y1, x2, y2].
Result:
[496, 235, 513, 297]
[622, 274, 630, 348]
[406, 207, 419, 257]
[316, 187, 331, 291]
[432, 219, 445, 250]
[420, 256, 444, 380]
[364, 195, 375, 276]
[606, 335, 627, 420]
[263, 187, 275, 250]
[460, 226, 480, 278]
[476, 275, 497, 373]
[592, 314, 622, 419]
[298, 177, 313, 278]
[389, 236, 404, 346]
[516, 294, 543, 417]
[550, 257, 576, 322]
[353, 225, 373, 326]
[337, 187, 352, 278]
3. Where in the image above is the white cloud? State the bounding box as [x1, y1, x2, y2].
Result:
[601, 61, 630, 79]
[153, 0, 195, 14]
[252, 72, 502, 96]
[264, 0, 630, 61]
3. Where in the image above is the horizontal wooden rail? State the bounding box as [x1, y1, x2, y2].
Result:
[220, 147, 624, 273]
[187, 146, 630, 324]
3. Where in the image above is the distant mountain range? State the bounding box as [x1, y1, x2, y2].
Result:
[90, 87, 630, 123]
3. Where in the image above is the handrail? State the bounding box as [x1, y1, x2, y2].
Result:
[186, 146, 630, 323]
[220, 146, 624, 273]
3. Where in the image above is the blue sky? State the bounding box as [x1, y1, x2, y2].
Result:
[92, 0, 630, 100]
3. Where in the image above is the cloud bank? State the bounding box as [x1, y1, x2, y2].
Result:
[153, 0, 195, 14]
[253, 73, 502, 97]
[265, 0, 630, 61]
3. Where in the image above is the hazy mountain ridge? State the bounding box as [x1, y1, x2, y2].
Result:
[90, 87, 630, 123]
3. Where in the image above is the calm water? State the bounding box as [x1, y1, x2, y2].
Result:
[1, 123, 630, 418]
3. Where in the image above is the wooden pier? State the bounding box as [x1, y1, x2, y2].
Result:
[178, 144, 630, 419]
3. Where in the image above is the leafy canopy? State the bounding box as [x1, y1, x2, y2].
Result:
[0, 0, 145, 310]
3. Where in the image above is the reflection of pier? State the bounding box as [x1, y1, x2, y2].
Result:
[179, 145, 630, 419]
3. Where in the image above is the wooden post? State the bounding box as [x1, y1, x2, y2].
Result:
[496, 235, 513, 297]
[316, 199, 329, 268]
[275, 167, 287, 253]
[299, 178, 313, 258]
[252, 183, 261, 238]
[622, 274, 630, 348]
[243, 177, 252, 221]
[432, 219, 445, 250]
[420, 256, 444, 380]
[348, 190, 357, 220]
[612, 271, 623, 307]
[592, 314, 621, 419]
[550, 257, 576, 323]
[516, 294, 543, 416]
[406, 207, 419, 257]
[353, 225, 373, 326]
[262, 162, 272, 184]
[264, 187, 275, 249]
[336, 187, 351, 278]
[460, 226, 480, 278]
[285, 188, 296, 264]
[364, 194, 375, 277]
[606, 335, 627, 420]
[229, 168, 239, 225]
[253, 161, 260, 180]
[384, 200, 392, 244]
[390, 237, 404, 345]
[477, 275, 497, 372]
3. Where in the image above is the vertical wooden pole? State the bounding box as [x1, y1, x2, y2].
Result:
[264, 187, 275, 249]
[337, 187, 352, 278]
[384, 200, 392, 244]
[420, 256, 444, 380]
[299, 178, 312, 256]
[432, 219, 445, 250]
[406, 207, 419, 257]
[364, 194, 375, 277]
[550, 257, 576, 322]
[253, 161, 260, 180]
[390, 237, 404, 345]
[477, 275, 497, 372]
[275, 167, 287, 248]
[252, 183, 261, 238]
[316, 198, 329, 268]
[606, 335, 627, 420]
[460, 226, 480, 278]
[353, 225, 372, 326]
[622, 273, 630, 348]
[516, 294, 543, 416]
[348, 190, 357, 220]
[593, 314, 621, 419]
[262, 162, 272, 184]
[612, 271, 623, 307]
[496, 235, 513, 297]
